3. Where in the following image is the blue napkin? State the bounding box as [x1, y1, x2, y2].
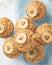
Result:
[14, 0, 52, 65]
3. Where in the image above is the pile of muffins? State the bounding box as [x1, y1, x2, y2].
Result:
[1, 0, 52, 63]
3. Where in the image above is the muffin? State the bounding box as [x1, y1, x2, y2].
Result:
[50, 25, 52, 33]
[36, 23, 52, 45]
[26, 1, 46, 20]
[24, 43, 45, 63]
[3, 38, 21, 58]
[0, 17, 14, 38]
[14, 29, 36, 52]
[15, 18, 36, 32]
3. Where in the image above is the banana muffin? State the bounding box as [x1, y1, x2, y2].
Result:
[0, 17, 14, 38]
[14, 29, 36, 52]
[24, 43, 45, 63]
[3, 38, 21, 58]
[36, 23, 52, 45]
[26, 1, 46, 20]
[15, 18, 36, 32]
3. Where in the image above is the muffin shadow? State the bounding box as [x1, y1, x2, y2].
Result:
[33, 13, 51, 27]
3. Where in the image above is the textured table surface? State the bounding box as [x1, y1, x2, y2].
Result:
[0, 0, 52, 65]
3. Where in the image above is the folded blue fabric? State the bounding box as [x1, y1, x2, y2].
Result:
[14, 0, 52, 65]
